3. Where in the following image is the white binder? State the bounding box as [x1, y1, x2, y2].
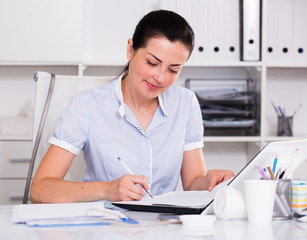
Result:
[265, 0, 279, 63]
[188, 0, 210, 64]
[208, 0, 224, 61]
[293, 0, 307, 64]
[175, 0, 211, 65]
[223, 0, 240, 62]
[276, 0, 293, 63]
[240, 0, 261, 61]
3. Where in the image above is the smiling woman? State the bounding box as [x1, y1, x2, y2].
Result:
[30, 10, 234, 204]
[123, 37, 189, 101]
[122, 37, 190, 130]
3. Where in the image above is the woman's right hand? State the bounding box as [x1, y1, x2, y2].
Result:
[103, 174, 150, 202]
[31, 145, 151, 203]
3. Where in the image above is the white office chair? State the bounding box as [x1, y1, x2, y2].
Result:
[23, 71, 115, 203]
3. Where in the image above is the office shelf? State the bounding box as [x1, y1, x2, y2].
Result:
[185, 61, 263, 68]
[203, 136, 261, 143]
[82, 61, 126, 67]
[266, 63, 307, 68]
[0, 62, 80, 66]
[264, 136, 307, 142]
[0, 135, 32, 141]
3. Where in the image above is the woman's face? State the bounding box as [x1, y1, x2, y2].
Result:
[126, 36, 190, 100]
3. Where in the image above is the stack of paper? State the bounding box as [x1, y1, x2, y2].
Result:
[11, 201, 128, 227]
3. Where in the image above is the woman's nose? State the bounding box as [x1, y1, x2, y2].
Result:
[154, 68, 165, 84]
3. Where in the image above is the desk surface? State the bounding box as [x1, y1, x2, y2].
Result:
[1, 205, 306, 240]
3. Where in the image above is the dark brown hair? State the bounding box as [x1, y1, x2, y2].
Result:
[122, 9, 194, 73]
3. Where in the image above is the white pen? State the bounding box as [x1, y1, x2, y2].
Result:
[284, 149, 299, 179]
[117, 157, 153, 198]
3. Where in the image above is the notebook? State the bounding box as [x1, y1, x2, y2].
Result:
[112, 139, 307, 215]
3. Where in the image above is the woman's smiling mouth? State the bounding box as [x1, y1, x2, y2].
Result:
[146, 81, 160, 91]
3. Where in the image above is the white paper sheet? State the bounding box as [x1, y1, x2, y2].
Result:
[11, 201, 127, 226]
[114, 191, 214, 208]
[113, 179, 232, 208]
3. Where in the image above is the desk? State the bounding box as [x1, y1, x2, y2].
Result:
[1, 205, 306, 240]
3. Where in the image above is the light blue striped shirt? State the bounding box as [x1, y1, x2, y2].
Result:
[49, 74, 204, 195]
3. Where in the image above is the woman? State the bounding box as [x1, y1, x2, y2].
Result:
[30, 10, 234, 203]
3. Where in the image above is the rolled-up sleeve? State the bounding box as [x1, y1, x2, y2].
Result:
[48, 93, 89, 156]
[183, 93, 204, 151]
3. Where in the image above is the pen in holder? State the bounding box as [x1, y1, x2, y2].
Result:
[277, 116, 293, 136]
[271, 102, 302, 137]
[273, 179, 292, 220]
[255, 165, 292, 220]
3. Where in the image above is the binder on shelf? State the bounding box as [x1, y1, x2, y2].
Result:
[265, 0, 279, 63]
[223, 0, 240, 62]
[240, 0, 262, 61]
[161, 0, 241, 63]
[208, 0, 224, 61]
[188, 0, 210, 64]
[293, 0, 307, 63]
[276, 0, 293, 63]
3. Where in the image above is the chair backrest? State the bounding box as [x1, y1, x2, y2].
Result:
[24, 71, 115, 203]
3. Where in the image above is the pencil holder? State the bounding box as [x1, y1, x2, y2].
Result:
[277, 116, 293, 136]
[273, 179, 292, 220]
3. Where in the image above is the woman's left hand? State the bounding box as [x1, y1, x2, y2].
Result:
[205, 169, 235, 191]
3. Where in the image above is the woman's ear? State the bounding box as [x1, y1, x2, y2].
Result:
[126, 38, 134, 61]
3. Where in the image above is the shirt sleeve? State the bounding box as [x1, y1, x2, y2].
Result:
[183, 92, 204, 151]
[48, 93, 89, 156]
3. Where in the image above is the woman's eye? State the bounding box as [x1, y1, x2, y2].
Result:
[147, 60, 158, 66]
[168, 68, 178, 74]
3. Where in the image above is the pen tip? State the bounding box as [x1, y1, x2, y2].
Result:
[117, 157, 121, 161]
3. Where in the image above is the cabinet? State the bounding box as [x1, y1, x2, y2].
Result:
[0, 0, 307, 203]
[0, 66, 79, 204]
[0, 139, 32, 204]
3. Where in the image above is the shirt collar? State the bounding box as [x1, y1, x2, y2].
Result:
[115, 72, 168, 117]
[158, 94, 168, 117]
[115, 72, 126, 117]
